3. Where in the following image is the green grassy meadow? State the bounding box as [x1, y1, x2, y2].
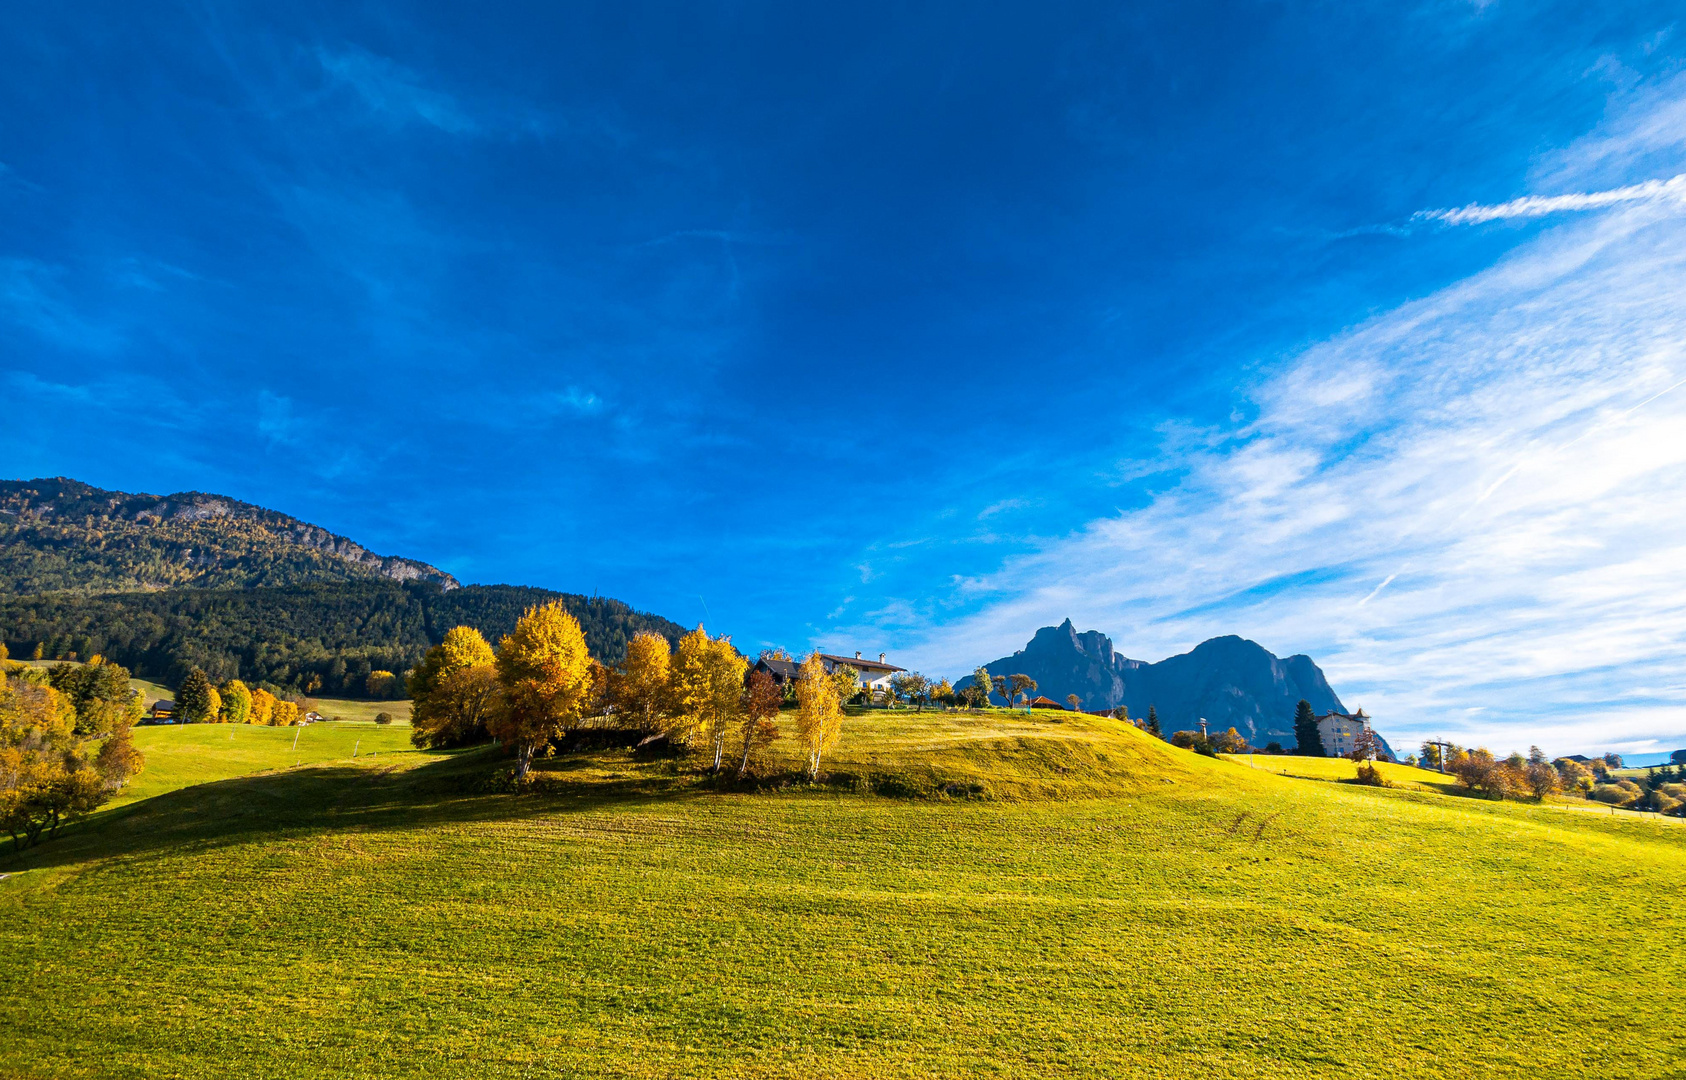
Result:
[111, 722, 421, 807]
[2, 710, 1683, 1079]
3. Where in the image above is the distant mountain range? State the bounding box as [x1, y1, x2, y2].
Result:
[0, 477, 459, 593]
[964, 619, 1361, 749]
[0, 478, 685, 694]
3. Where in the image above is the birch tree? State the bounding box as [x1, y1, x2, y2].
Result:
[620, 631, 672, 734]
[795, 654, 843, 780]
[671, 626, 747, 772]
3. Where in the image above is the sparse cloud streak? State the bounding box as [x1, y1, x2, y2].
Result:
[900, 198, 1686, 758]
[1415, 173, 1686, 225]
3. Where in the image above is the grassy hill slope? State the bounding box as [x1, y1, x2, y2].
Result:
[112, 722, 421, 807]
[2, 712, 1682, 1079]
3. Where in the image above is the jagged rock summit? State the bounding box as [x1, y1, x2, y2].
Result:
[0, 477, 459, 593]
[965, 619, 1347, 746]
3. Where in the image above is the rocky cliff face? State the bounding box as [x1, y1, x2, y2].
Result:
[0, 477, 459, 593]
[963, 619, 1349, 747]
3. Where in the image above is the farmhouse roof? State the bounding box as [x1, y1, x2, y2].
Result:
[1027, 696, 1067, 710]
[755, 657, 802, 679]
[816, 652, 905, 673]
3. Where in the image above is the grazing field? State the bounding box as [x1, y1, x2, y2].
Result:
[2, 712, 1683, 1079]
[112, 722, 422, 807]
[1231, 752, 1467, 795]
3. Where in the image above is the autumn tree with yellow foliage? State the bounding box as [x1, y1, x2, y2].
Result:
[409, 626, 502, 749]
[617, 631, 672, 734]
[491, 602, 594, 778]
[247, 687, 276, 726]
[1, 672, 143, 851]
[671, 626, 747, 772]
[795, 653, 843, 780]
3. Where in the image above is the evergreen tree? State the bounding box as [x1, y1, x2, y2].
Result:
[1293, 699, 1323, 757]
[1146, 705, 1161, 738]
[175, 666, 216, 723]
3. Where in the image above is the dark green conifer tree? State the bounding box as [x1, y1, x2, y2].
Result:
[1146, 705, 1161, 738]
[1293, 699, 1324, 757]
[175, 666, 215, 724]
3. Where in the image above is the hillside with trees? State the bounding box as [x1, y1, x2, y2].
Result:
[0, 479, 688, 698]
[0, 477, 458, 593]
[0, 581, 685, 697]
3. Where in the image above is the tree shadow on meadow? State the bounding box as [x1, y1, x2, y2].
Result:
[7, 745, 707, 873]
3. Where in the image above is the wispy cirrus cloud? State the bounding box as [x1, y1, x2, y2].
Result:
[315, 45, 482, 135]
[1414, 172, 1686, 225]
[313, 44, 555, 140]
[886, 81, 1686, 758]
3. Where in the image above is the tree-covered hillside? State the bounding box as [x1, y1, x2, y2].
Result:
[0, 477, 458, 593]
[0, 582, 686, 696]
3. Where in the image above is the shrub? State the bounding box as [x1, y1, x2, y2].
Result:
[1354, 762, 1390, 787]
[1591, 781, 1642, 807]
[374, 711, 394, 725]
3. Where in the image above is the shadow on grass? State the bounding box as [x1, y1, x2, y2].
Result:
[8, 744, 705, 873]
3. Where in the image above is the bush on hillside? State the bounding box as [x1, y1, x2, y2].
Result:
[1590, 781, 1642, 807]
[1354, 762, 1390, 787]
[375, 711, 394, 725]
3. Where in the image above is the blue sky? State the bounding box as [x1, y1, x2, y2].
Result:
[4, 2, 1685, 754]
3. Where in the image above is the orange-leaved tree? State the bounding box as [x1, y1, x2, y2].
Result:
[491, 602, 594, 778]
[736, 669, 782, 778]
[795, 653, 843, 780]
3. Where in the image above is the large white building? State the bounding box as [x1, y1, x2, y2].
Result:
[1315, 709, 1382, 759]
[816, 651, 905, 692]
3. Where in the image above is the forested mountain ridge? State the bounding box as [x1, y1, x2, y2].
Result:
[0, 478, 689, 696]
[0, 477, 458, 593]
[0, 582, 687, 695]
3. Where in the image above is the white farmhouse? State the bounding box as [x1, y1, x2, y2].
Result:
[817, 651, 905, 693]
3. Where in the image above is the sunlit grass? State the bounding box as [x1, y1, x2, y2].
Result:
[2, 711, 1683, 1078]
[113, 722, 423, 807]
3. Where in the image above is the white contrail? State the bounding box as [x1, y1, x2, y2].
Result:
[1415, 173, 1686, 225]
